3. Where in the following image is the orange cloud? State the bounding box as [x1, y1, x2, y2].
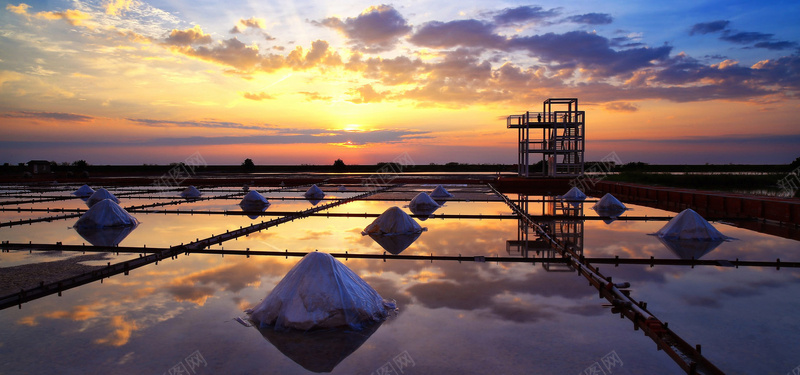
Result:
[285, 40, 342, 70]
[243, 91, 275, 101]
[104, 0, 134, 16]
[299, 91, 333, 101]
[95, 315, 138, 347]
[712, 59, 739, 69]
[164, 25, 213, 46]
[44, 305, 99, 321]
[6, 3, 31, 15]
[35, 9, 91, 27]
[15, 304, 99, 326]
[116, 29, 152, 44]
[231, 17, 267, 33]
[16, 316, 38, 326]
[347, 84, 389, 104]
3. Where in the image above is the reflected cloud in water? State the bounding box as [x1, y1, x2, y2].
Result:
[94, 315, 138, 347]
[165, 258, 294, 305]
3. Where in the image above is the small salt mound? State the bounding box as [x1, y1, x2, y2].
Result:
[86, 188, 120, 208]
[653, 208, 730, 241]
[430, 185, 453, 198]
[240, 190, 269, 205]
[558, 187, 586, 201]
[247, 252, 394, 331]
[338, 185, 348, 191]
[362, 207, 424, 236]
[592, 193, 627, 216]
[180, 185, 202, 198]
[408, 192, 440, 220]
[409, 192, 440, 211]
[304, 184, 325, 199]
[72, 184, 95, 197]
[75, 199, 138, 228]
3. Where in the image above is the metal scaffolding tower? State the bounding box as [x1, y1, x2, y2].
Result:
[506, 98, 585, 177]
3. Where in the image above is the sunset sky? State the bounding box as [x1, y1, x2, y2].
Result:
[1, 0, 798, 165]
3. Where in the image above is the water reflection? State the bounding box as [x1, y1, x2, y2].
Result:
[657, 237, 725, 260]
[506, 195, 583, 271]
[74, 224, 138, 247]
[254, 322, 382, 373]
[3, 184, 800, 374]
[239, 201, 271, 219]
[305, 197, 323, 206]
[367, 232, 422, 255]
[304, 185, 325, 206]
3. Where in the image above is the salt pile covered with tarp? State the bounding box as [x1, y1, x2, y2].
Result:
[240, 190, 270, 219]
[591, 193, 628, 220]
[362, 207, 426, 254]
[240, 190, 269, 205]
[304, 184, 325, 199]
[72, 184, 95, 197]
[75, 199, 138, 228]
[558, 187, 586, 201]
[74, 199, 139, 246]
[86, 188, 119, 208]
[362, 207, 425, 236]
[650, 208, 733, 260]
[652, 208, 731, 241]
[247, 252, 395, 331]
[430, 185, 453, 198]
[408, 192, 440, 219]
[304, 184, 326, 205]
[180, 185, 202, 198]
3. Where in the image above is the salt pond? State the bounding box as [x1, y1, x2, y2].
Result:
[0, 183, 798, 374]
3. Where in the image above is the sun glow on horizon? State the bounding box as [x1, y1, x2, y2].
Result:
[342, 124, 365, 132]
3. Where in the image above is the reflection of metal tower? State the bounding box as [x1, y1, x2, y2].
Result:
[505, 195, 584, 271]
[506, 98, 585, 177]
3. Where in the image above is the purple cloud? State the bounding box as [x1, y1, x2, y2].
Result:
[566, 13, 613, 25]
[317, 5, 411, 53]
[409, 19, 505, 49]
[689, 20, 730, 35]
[507, 31, 672, 76]
[491, 5, 560, 26]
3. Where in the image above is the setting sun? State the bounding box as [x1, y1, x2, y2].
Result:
[342, 124, 364, 132]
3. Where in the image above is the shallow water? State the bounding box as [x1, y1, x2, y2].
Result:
[0, 184, 798, 374]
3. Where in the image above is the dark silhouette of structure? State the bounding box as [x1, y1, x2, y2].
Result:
[506, 98, 585, 177]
